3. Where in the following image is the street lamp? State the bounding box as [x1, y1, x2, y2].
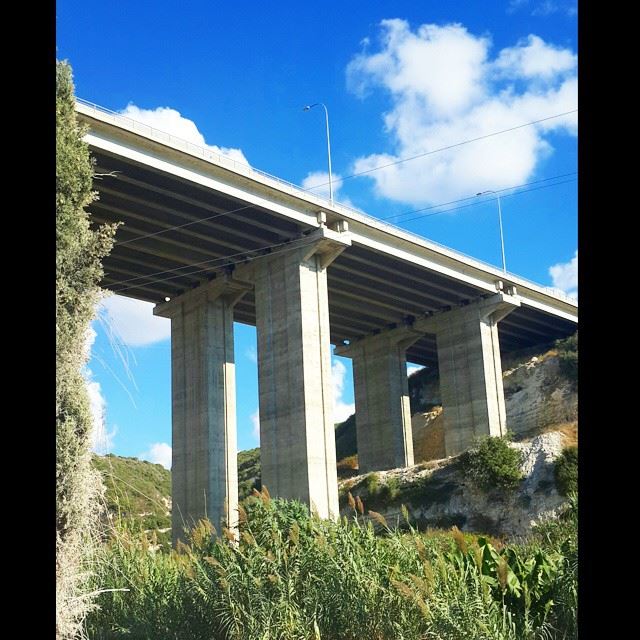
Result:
[303, 103, 334, 205]
[476, 190, 507, 274]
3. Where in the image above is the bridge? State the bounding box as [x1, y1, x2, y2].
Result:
[76, 99, 578, 541]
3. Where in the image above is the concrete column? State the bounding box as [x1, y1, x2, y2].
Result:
[335, 328, 421, 472]
[154, 276, 251, 544]
[414, 293, 520, 457]
[243, 225, 350, 519]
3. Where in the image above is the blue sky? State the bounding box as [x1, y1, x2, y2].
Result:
[57, 0, 578, 467]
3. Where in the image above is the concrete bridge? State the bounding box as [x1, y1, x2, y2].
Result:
[76, 100, 578, 542]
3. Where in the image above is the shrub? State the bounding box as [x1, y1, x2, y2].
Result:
[554, 446, 578, 496]
[379, 475, 401, 501]
[364, 471, 381, 496]
[555, 331, 578, 385]
[237, 448, 261, 501]
[461, 434, 524, 490]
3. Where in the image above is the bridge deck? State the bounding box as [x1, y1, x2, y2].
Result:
[77, 101, 577, 366]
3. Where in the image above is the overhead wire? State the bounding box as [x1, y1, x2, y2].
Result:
[380, 172, 577, 222]
[109, 109, 577, 248]
[309, 109, 578, 190]
[394, 178, 577, 225]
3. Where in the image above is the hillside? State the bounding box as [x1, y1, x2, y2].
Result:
[338, 431, 576, 537]
[92, 454, 172, 546]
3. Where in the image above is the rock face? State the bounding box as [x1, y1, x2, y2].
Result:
[409, 351, 577, 462]
[502, 354, 577, 439]
[339, 432, 570, 538]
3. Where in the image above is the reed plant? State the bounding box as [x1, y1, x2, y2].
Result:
[86, 489, 577, 639]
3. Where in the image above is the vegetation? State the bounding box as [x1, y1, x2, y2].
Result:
[238, 448, 261, 501]
[86, 491, 577, 639]
[461, 434, 524, 490]
[555, 331, 578, 386]
[365, 471, 381, 495]
[335, 413, 357, 461]
[93, 454, 172, 548]
[56, 59, 119, 639]
[554, 446, 578, 496]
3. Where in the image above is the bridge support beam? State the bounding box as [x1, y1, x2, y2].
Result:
[334, 327, 421, 472]
[154, 276, 251, 545]
[414, 293, 520, 456]
[240, 225, 350, 519]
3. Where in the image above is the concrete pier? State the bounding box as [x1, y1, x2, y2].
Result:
[154, 276, 251, 544]
[242, 225, 350, 519]
[413, 293, 520, 456]
[334, 328, 420, 472]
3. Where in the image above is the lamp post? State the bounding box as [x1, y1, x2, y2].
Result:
[476, 190, 507, 274]
[303, 103, 333, 205]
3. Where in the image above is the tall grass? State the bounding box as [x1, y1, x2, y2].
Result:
[86, 490, 577, 639]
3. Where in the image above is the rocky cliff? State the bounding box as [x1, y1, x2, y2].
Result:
[338, 431, 573, 538]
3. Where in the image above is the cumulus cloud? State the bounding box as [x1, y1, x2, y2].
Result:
[407, 364, 425, 376]
[495, 35, 576, 80]
[120, 104, 249, 165]
[251, 409, 260, 442]
[99, 295, 170, 347]
[346, 20, 577, 206]
[139, 442, 172, 469]
[332, 360, 355, 423]
[549, 250, 577, 299]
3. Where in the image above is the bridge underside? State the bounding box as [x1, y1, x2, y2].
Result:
[91, 149, 576, 367]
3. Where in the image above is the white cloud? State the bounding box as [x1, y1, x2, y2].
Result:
[139, 442, 172, 469]
[119, 104, 249, 166]
[346, 20, 577, 206]
[495, 35, 576, 80]
[407, 364, 425, 376]
[549, 250, 577, 299]
[86, 375, 117, 454]
[302, 171, 340, 200]
[83, 326, 117, 454]
[99, 295, 170, 347]
[251, 409, 260, 442]
[332, 360, 355, 423]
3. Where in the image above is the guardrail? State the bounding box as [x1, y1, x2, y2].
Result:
[75, 97, 576, 305]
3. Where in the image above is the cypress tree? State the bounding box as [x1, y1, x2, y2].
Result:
[56, 59, 119, 638]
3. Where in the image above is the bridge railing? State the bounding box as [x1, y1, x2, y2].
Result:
[76, 98, 576, 305]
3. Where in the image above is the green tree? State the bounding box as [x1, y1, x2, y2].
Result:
[461, 434, 524, 490]
[56, 59, 119, 639]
